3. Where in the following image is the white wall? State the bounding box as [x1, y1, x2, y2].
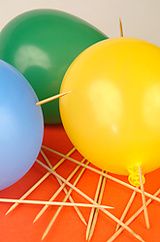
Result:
[0, 0, 160, 46]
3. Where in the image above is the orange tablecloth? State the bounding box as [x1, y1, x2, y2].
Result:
[0, 125, 160, 242]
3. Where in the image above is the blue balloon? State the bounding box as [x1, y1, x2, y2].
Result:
[0, 60, 44, 190]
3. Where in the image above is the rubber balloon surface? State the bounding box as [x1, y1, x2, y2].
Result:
[0, 9, 107, 124]
[0, 60, 44, 190]
[60, 38, 160, 177]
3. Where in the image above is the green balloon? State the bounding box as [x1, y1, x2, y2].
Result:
[0, 9, 108, 124]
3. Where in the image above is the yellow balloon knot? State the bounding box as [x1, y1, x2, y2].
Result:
[128, 165, 145, 187]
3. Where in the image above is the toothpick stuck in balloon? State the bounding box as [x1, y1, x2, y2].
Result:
[36, 91, 71, 106]
[119, 17, 124, 37]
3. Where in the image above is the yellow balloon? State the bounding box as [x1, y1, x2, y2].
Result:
[60, 38, 160, 185]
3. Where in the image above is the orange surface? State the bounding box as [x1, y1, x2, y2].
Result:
[0, 125, 160, 242]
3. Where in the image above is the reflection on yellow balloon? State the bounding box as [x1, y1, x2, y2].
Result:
[60, 38, 160, 185]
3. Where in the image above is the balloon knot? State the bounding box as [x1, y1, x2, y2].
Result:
[128, 165, 145, 187]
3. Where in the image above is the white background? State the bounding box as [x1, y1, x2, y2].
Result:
[0, 0, 160, 46]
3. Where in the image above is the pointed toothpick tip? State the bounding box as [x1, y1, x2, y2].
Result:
[36, 91, 71, 106]
[33, 217, 38, 224]
[41, 233, 46, 241]
[119, 17, 124, 37]
[5, 210, 10, 216]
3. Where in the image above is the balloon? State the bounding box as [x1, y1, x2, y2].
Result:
[0, 60, 44, 190]
[60, 38, 160, 185]
[0, 9, 108, 124]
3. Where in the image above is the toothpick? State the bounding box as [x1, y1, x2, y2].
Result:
[107, 188, 160, 242]
[138, 166, 150, 229]
[42, 146, 160, 204]
[0, 197, 112, 209]
[36, 159, 144, 242]
[5, 147, 75, 215]
[88, 176, 107, 241]
[40, 149, 52, 168]
[40, 150, 86, 225]
[33, 158, 86, 223]
[36, 91, 71, 106]
[115, 190, 137, 231]
[119, 17, 124, 37]
[86, 173, 107, 241]
[41, 161, 89, 240]
[86, 174, 103, 240]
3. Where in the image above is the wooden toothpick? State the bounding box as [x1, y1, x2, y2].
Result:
[0, 197, 112, 209]
[40, 149, 52, 167]
[138, 166, 150, 229]
[40, 150, 86, 225]
[5, 147, 76, 215]
[119, 17, 124, 37]
[86, 173, 107, 241]
[86, 174, 103, 241]
[42, 145, 160, 204]
[107, 188, 160, 242]
[36, 159, 144, 242]
[115, 190, 137, 231]
[33, 158, 86, 223]
[41, 161, 89, 240]
[36, 91, 71, 106]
